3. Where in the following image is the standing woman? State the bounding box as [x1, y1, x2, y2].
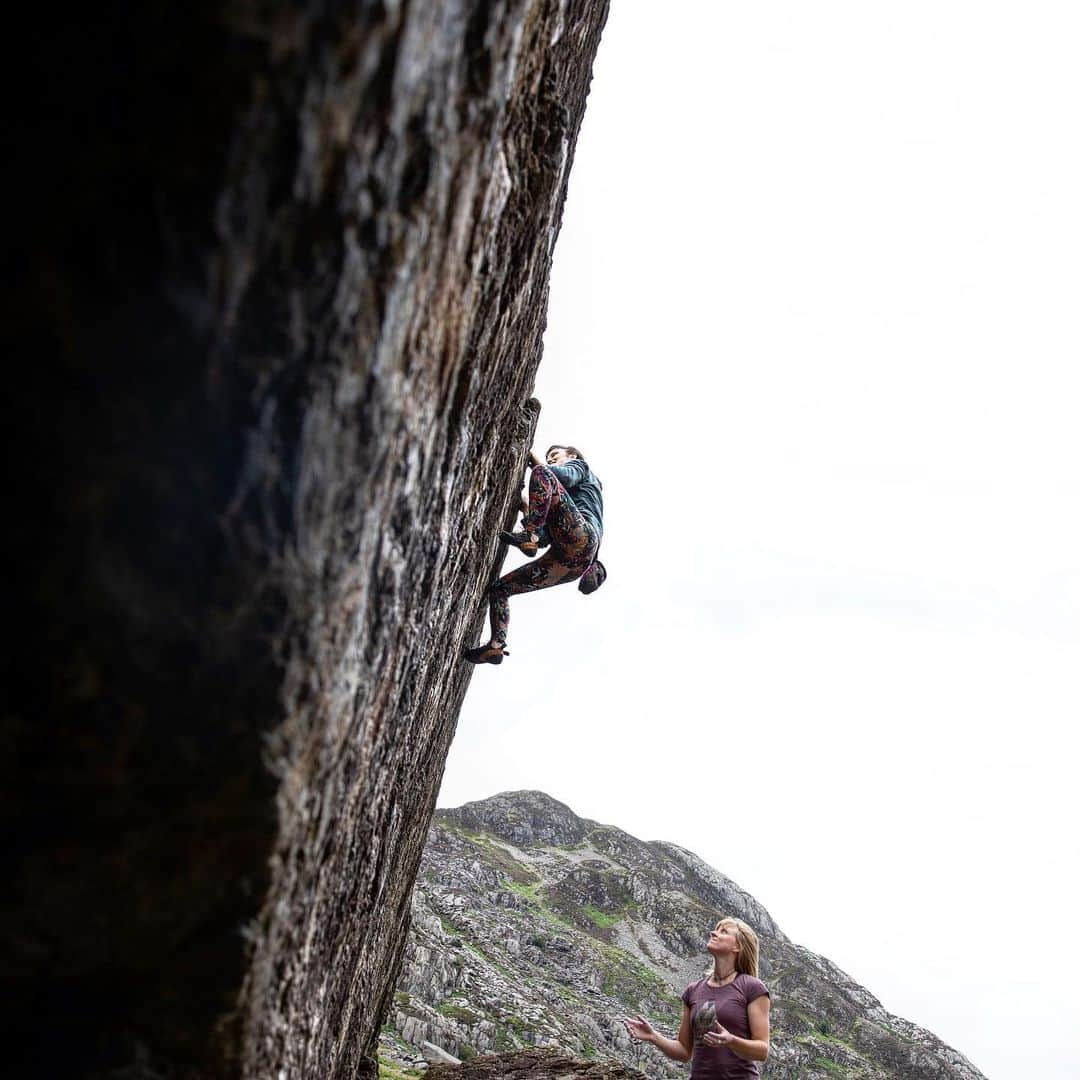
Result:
[624, 917, 771, 1079]
[465, 444, 603, 664]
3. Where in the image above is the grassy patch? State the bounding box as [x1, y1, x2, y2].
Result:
[594, 942, 672, 1012]
[506, 879, 541, 902]
[540, 874, 638, 942]
[797, 1030, 857, 1053]
[437, 1002, 482, 1025]
[492, 1025, 520, 1052]
[377, 1055, 423, 1079]
[392, 995, 431, 1022]
[813, 1058, 846, 1077]
[505, 1014, 532, 1037]
[438, 820, 539, 886]
[506, 880, 578, 935]
[479, 839, 539, 885]
[463, 939, 515, 981]
[583, 904, 620, 929]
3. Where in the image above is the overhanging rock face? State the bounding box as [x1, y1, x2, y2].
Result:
[8, 1, 608, 1077]
[236, 10, 611, 1080]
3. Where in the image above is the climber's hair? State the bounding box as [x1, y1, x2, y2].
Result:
[713, 917, 761, 978]
[546, 444, 583, 460]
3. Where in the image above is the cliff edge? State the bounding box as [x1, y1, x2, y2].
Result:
[6, 3, 609, 1077]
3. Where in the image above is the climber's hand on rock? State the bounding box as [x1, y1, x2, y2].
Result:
[528, 449, 542, 469]
[623, 1015, 656, 1043]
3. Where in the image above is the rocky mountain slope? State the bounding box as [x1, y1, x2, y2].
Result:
[381, 792, 985, 1080]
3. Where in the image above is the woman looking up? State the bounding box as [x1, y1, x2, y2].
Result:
[623, 917, 771, 1079]
[465, 444, 603, 665]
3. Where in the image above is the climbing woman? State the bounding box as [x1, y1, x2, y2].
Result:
[622, 917, 771, 1079]
[465, 444, 604, 665]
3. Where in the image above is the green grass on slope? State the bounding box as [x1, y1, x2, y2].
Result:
[420, 823, 680, 1061]
[504, 877, 671, 1015]
[377, 1054, 423, 1079]
[437, 1001, 483, 1024]
[583, 904, 620, 929]
[506, 879, 541, 902]
[812, 1058, 847, 1077]
[436, 822, 540, 886]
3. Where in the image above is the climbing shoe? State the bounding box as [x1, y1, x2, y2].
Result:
[465, 643, 509, 665]
[500, 529, 539, 557]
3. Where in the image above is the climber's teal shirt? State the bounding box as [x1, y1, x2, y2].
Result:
[546, 458, 603, 538]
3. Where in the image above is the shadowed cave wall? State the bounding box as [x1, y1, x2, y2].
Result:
[4, 1, 609, 1076]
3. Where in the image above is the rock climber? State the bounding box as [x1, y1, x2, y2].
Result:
[465, 443, 604, 665]
[622, 917, 771, 1079]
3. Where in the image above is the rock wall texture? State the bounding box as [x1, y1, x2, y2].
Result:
[427, 1048, 648, 1078]
[6, 2, 608, 1077]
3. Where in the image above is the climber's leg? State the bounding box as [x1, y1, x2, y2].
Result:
[467, 468, 599, 664]
[485, 549, 582, 650]
[542, 484, 599, 569]
[465, 540, 597, 664]
[521, 464, 563, 534]
[504, 464, 575, 556]
[504, 464, 599, 557]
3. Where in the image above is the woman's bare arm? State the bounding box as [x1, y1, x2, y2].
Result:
[623, 1006, 692, 1063]
[702, 995, 771, 1062]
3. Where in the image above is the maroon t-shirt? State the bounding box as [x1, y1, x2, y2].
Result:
[681, 974, 770, 1079]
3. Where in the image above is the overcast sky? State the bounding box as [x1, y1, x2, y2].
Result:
[438, 4, 1080, 1077]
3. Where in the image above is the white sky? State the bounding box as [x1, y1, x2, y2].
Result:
[438, 4, 1080, 1077]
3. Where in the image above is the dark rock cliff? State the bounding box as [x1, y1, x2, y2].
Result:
[5, 2, 608, 1077]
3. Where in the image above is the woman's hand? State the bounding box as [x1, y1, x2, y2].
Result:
[528, 449, 542, 469]
[623, 1016, 657, 1044]
[701, 1004, 770, 1064]
[626, 1005, 692, 1064]
[702, 1023, 735, 1048]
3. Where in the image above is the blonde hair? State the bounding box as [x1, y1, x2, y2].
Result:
[713, 917, 760, 978]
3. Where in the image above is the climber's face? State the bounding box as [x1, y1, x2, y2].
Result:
[546, 447, 575, 467]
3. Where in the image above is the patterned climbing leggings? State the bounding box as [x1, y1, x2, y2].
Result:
[487, 465, 600, 646]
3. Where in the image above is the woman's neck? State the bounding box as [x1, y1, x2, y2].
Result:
[711, 962, 737, 983]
